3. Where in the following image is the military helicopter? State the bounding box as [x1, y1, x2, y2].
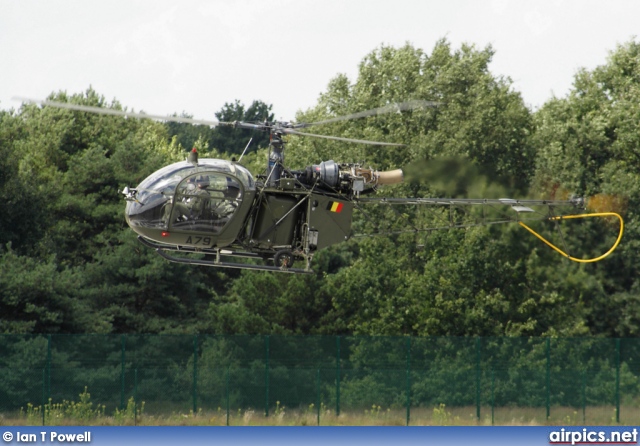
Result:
[17, 98, 624, 274]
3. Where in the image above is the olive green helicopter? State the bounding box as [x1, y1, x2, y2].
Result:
[17, 98, 624, 274]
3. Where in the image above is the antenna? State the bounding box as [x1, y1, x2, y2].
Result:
[237, 137, 253, 163]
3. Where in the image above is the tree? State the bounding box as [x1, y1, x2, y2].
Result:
[0, 248, 98, 333]
[1, 89, 194, 333]
[77, 231, 215, 333]
[532, 39, 640, 336]
[165, 100, 274, 155]
[210, 100, 274, 154]
[165, 112, 209, 153]
[288, 40, 534, 192]
[200, 246, 356, 335]
[0, 111, 49, 254]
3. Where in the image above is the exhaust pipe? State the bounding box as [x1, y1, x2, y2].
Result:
[375, 169, 404, 185]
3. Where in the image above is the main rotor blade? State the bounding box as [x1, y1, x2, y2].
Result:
[284, 128, 404, 146]
[294, 100, 439, 128]
[13, 97, 228, 127]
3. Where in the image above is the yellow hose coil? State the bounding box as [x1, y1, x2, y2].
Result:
[518, 212, 624, 263]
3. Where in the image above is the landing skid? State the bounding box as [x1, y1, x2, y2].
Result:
[138, 236, 314, 274]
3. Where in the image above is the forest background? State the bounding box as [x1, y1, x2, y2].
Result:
[1, 39, 639, 339]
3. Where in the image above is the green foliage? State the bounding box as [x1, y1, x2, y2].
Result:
[531, 40, 640, 336]
[432, 403, 453, 425]
[211, 100, 274, 154]
[165, 100, 274, 155]
[43, 388, 106, 423]
[289, 41, 533, 190]
[0, 249, 93, 333]
[114, 397, 144, 425]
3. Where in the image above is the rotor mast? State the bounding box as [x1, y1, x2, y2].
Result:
[267, 128, 285, 187]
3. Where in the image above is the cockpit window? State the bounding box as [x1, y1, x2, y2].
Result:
[168, 173, 242, 233]
[125, 159, 252, 232]
[137, 165, 194, 202]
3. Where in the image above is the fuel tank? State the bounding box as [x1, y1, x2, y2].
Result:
[251, 192, 301, 248]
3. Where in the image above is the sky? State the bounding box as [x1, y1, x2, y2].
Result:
[1, 0, 639, 122]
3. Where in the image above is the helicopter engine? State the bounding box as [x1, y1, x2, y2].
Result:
[295, 160, 403, 195]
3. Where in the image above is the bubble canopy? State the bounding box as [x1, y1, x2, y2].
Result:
[125, 159, 256, 234]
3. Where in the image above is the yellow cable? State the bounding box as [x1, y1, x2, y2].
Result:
[518, 212, 624, 263]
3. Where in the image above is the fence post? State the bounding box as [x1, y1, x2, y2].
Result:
[316, 368, 320, 426]
[406, 336, 411, 426]
[42, 368, 46, 426]
[46, 334, 51, 408]
[546, 337, 550, 419]
[615, 338, 620, 423]
[491, 369, 495, 425]
[582, 369, 586, 424]
[265, 335, 270, 417]
[476, 337, 481, 420]
[120, 335, 125, 410]
[226, 366, 230, 426]
[134, 368, 138, 427]
[336, 336, 341, 417]
[193, 334, 198, 414]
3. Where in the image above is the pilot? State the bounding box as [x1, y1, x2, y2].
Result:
[163, 176, 210, 223]
[188, 176, 211, 218]
[208, 177, 237, 219]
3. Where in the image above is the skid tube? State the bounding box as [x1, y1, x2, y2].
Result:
[138, 236, 314, 274]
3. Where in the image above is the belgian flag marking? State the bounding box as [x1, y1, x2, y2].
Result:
[327, 201, 344, 213]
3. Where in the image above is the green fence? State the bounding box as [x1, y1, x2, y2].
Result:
[1, 335, 639, 425]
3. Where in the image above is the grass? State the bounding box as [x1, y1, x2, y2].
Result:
[2, 402, 639, 426]
[1, 389, 637, 426]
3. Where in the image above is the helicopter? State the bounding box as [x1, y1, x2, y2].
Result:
[16, 98, 624, 274]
